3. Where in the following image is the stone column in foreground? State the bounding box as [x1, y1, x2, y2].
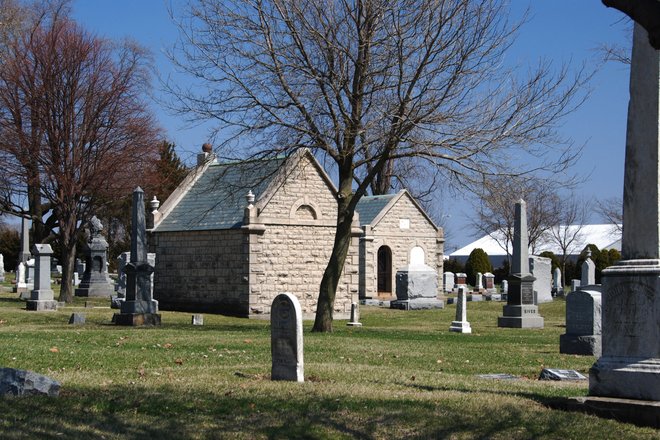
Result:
[589, 24, 660, 401]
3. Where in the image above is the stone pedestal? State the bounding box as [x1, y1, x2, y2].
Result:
[75, 216, 114, 297]
[390, 264, 444, 310]
[498, 275, 544, 328]
[589, 261, 660, 400]
[26, 244, 57, 312]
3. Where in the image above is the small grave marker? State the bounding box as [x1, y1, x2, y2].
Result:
[271, 293, 303, 382]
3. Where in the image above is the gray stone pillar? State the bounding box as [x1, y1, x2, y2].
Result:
[589, 24, 660, 401]
[498, 199, 543, 328]
[26, 244, 57, 311]
[114, 188, 160, 326]
[449, 286, 472, 334]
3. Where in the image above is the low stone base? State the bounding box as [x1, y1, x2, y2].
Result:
[449, 320, 472, 333]
[75, 284, 115, 297]
[26, 300, 58, 311]
[559, 334, 601, 357]
[390, 298, 444, 310]
[113, 313, 161, 326]
[551, 396, 660, 429]
[497, 304, 544, 328]
[467, 294, 483, 302]
[346, 321, 362, 327]
[589, 357, 660, 401]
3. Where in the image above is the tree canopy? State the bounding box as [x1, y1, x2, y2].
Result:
[170, 0, 590, 331]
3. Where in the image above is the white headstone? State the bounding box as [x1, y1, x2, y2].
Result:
[347, 302, 362, 327]
[271, 293, 304, 382]
[443, 272, 455, 292]
[476, 272, 483, 290]
[530, 256, 553, 303]
[0, 253, 4, 282]
[581, 253, 596, 286]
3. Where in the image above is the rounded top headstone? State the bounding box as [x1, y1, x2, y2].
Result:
[202, 143, 213, 153]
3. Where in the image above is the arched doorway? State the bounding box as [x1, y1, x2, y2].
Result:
[377, 246, 392, 297]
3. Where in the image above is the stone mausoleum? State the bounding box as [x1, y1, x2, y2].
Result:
[150, 147, 443, 318]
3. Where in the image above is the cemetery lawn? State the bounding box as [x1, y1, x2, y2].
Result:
[0, 290, 657, 439]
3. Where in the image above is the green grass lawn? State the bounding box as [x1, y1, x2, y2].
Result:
[0, 284, 656, 439]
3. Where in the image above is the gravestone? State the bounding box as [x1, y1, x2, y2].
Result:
[455, 273, 467, 286]
[0, 253, 4, 282]
[16, 262, 27, 295]
[475, 272, 483, 291]
[75, 216, 114, 297]
[498, 200, 544, 328]
[571, 279, 581, 292]
[26, 244, 58, 311]
[68, 313, 86, 325]
[347, 302, 362, 327]
[553, 267, 563, 297]
[530, 256, 553, 303]
[271, 293, 304, 382]
[501, 279, 508, 294]
[391, 263, 444, 310]
[581, 251, 596, 287]
[114, 188, 161, 326]
[443, 272, 455, 292]
[449, 286, 472, 334]
[192, 314, 204, 326]
[539, 369, 587, 381]
[112, 251, 153, 308]
[483, 272, 496, 293]
[560, 289, 602, 356]
[589, 24, 660, 401]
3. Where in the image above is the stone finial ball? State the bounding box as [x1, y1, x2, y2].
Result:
[202, 143, 213, 153]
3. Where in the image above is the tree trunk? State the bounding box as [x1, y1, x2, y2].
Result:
[58, 244, 76, 303]
[312, 196, 355, 332]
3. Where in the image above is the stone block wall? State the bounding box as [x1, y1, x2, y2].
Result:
[151, 229, 249, 315]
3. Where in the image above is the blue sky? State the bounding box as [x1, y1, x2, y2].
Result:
[71, 0, 632, 251]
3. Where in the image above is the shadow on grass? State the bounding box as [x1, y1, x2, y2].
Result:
[0, 383, 600, 440]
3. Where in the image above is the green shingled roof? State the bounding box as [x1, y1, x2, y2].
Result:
[154, 157, 287, 232]
[355, 194, 396, 226]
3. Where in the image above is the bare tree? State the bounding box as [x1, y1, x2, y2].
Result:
[0, 5, 160, 301]
[597, 196, 623, 233]
[169, 0, 590, 331]
[470, 176, 563, 267]
[545, 195, 591, 285]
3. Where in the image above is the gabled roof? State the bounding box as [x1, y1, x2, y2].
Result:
[154, 156, 286, 232]
[355, 190, 438, 231]
[355, 194, 397, 226]
[449, 224, 622, 258]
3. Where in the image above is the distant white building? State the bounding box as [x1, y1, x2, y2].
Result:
[449, 224, 621, 267]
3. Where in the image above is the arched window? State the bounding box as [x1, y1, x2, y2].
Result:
[377, 246, 393, 295]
